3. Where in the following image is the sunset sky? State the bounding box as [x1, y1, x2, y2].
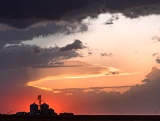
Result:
[0, 0, 160, 115]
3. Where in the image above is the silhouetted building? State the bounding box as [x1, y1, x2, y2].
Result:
[60, 112, 74, 116]
[30, 103, 39, 115]
[16, 112, 27, 115]
[29, 95, 58, 116]
[49, 108, 57, 115]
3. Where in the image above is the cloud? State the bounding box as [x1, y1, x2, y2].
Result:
[152, 53, 159, 57]
[0, 21, 88, 48]
[104, 14, 119, 25]
[67, 67, 160, 114]
[100, 52, 113, 57]
[27, 67, 160, 114]
[1, 63, 160, 114]
[122, 4, 160, 18]
[106, 71, 119, 75]
[59, 40, 86, 51]
[152, 36, 160, 41]
[88, 51, 93, 55]
[0, 44, 81, 72]
[33, 46, 42, 54]
[155, 58, 160, 64]
[141, 79, 151, 83]
[50, 86, 132, 95]
[28, 85, 132, 95]
[27, 61, 136, 92]
[0, 0, 160, 28]
[0, 0, 159, 48]
[152, 52, 160, 64]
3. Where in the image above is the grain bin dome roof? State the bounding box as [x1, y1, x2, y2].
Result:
[30, 103, 38, 106]
[42, 103, 49, 106]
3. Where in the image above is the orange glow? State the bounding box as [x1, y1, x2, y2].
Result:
[26, 61, 137, 94]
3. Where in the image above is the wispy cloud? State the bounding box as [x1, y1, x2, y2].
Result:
[0, 41, 87, 73]
[27, 61, 137, 93]
[152, 36, 160, 41]
[100, 52, 113, 57]
[60, 39, 86, 51]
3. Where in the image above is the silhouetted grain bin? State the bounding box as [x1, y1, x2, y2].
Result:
[30, 103, 39, 115]
[41, 103, 49, 115]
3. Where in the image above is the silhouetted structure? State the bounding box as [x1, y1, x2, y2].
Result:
[49, 108, 56, 115]
[16, 112, 28, 115]
[30, 103, 39, 115]
[60, 112, 74, 116]
[30, 95, 57, 116]
[41, 103, 49, 115]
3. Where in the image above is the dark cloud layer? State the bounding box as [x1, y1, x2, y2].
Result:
[0, 0, 159, 48]
[0, 0, 160, 28]
[0, 44, 81, 73]
[0, 21, 88, 48]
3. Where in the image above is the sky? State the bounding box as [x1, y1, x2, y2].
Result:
[0, 0, 160, 115]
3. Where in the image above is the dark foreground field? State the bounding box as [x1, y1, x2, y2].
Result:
[0, 115, 160, 121]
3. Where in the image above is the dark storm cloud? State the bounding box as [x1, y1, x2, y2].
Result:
[33, 46, 42, 54]
[60, 40, 86, 51]
[0, 0, 159, 48]
[0, 21, 88, 48]
[0, 0, 160, 28]
[0, 44, 81, 72]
